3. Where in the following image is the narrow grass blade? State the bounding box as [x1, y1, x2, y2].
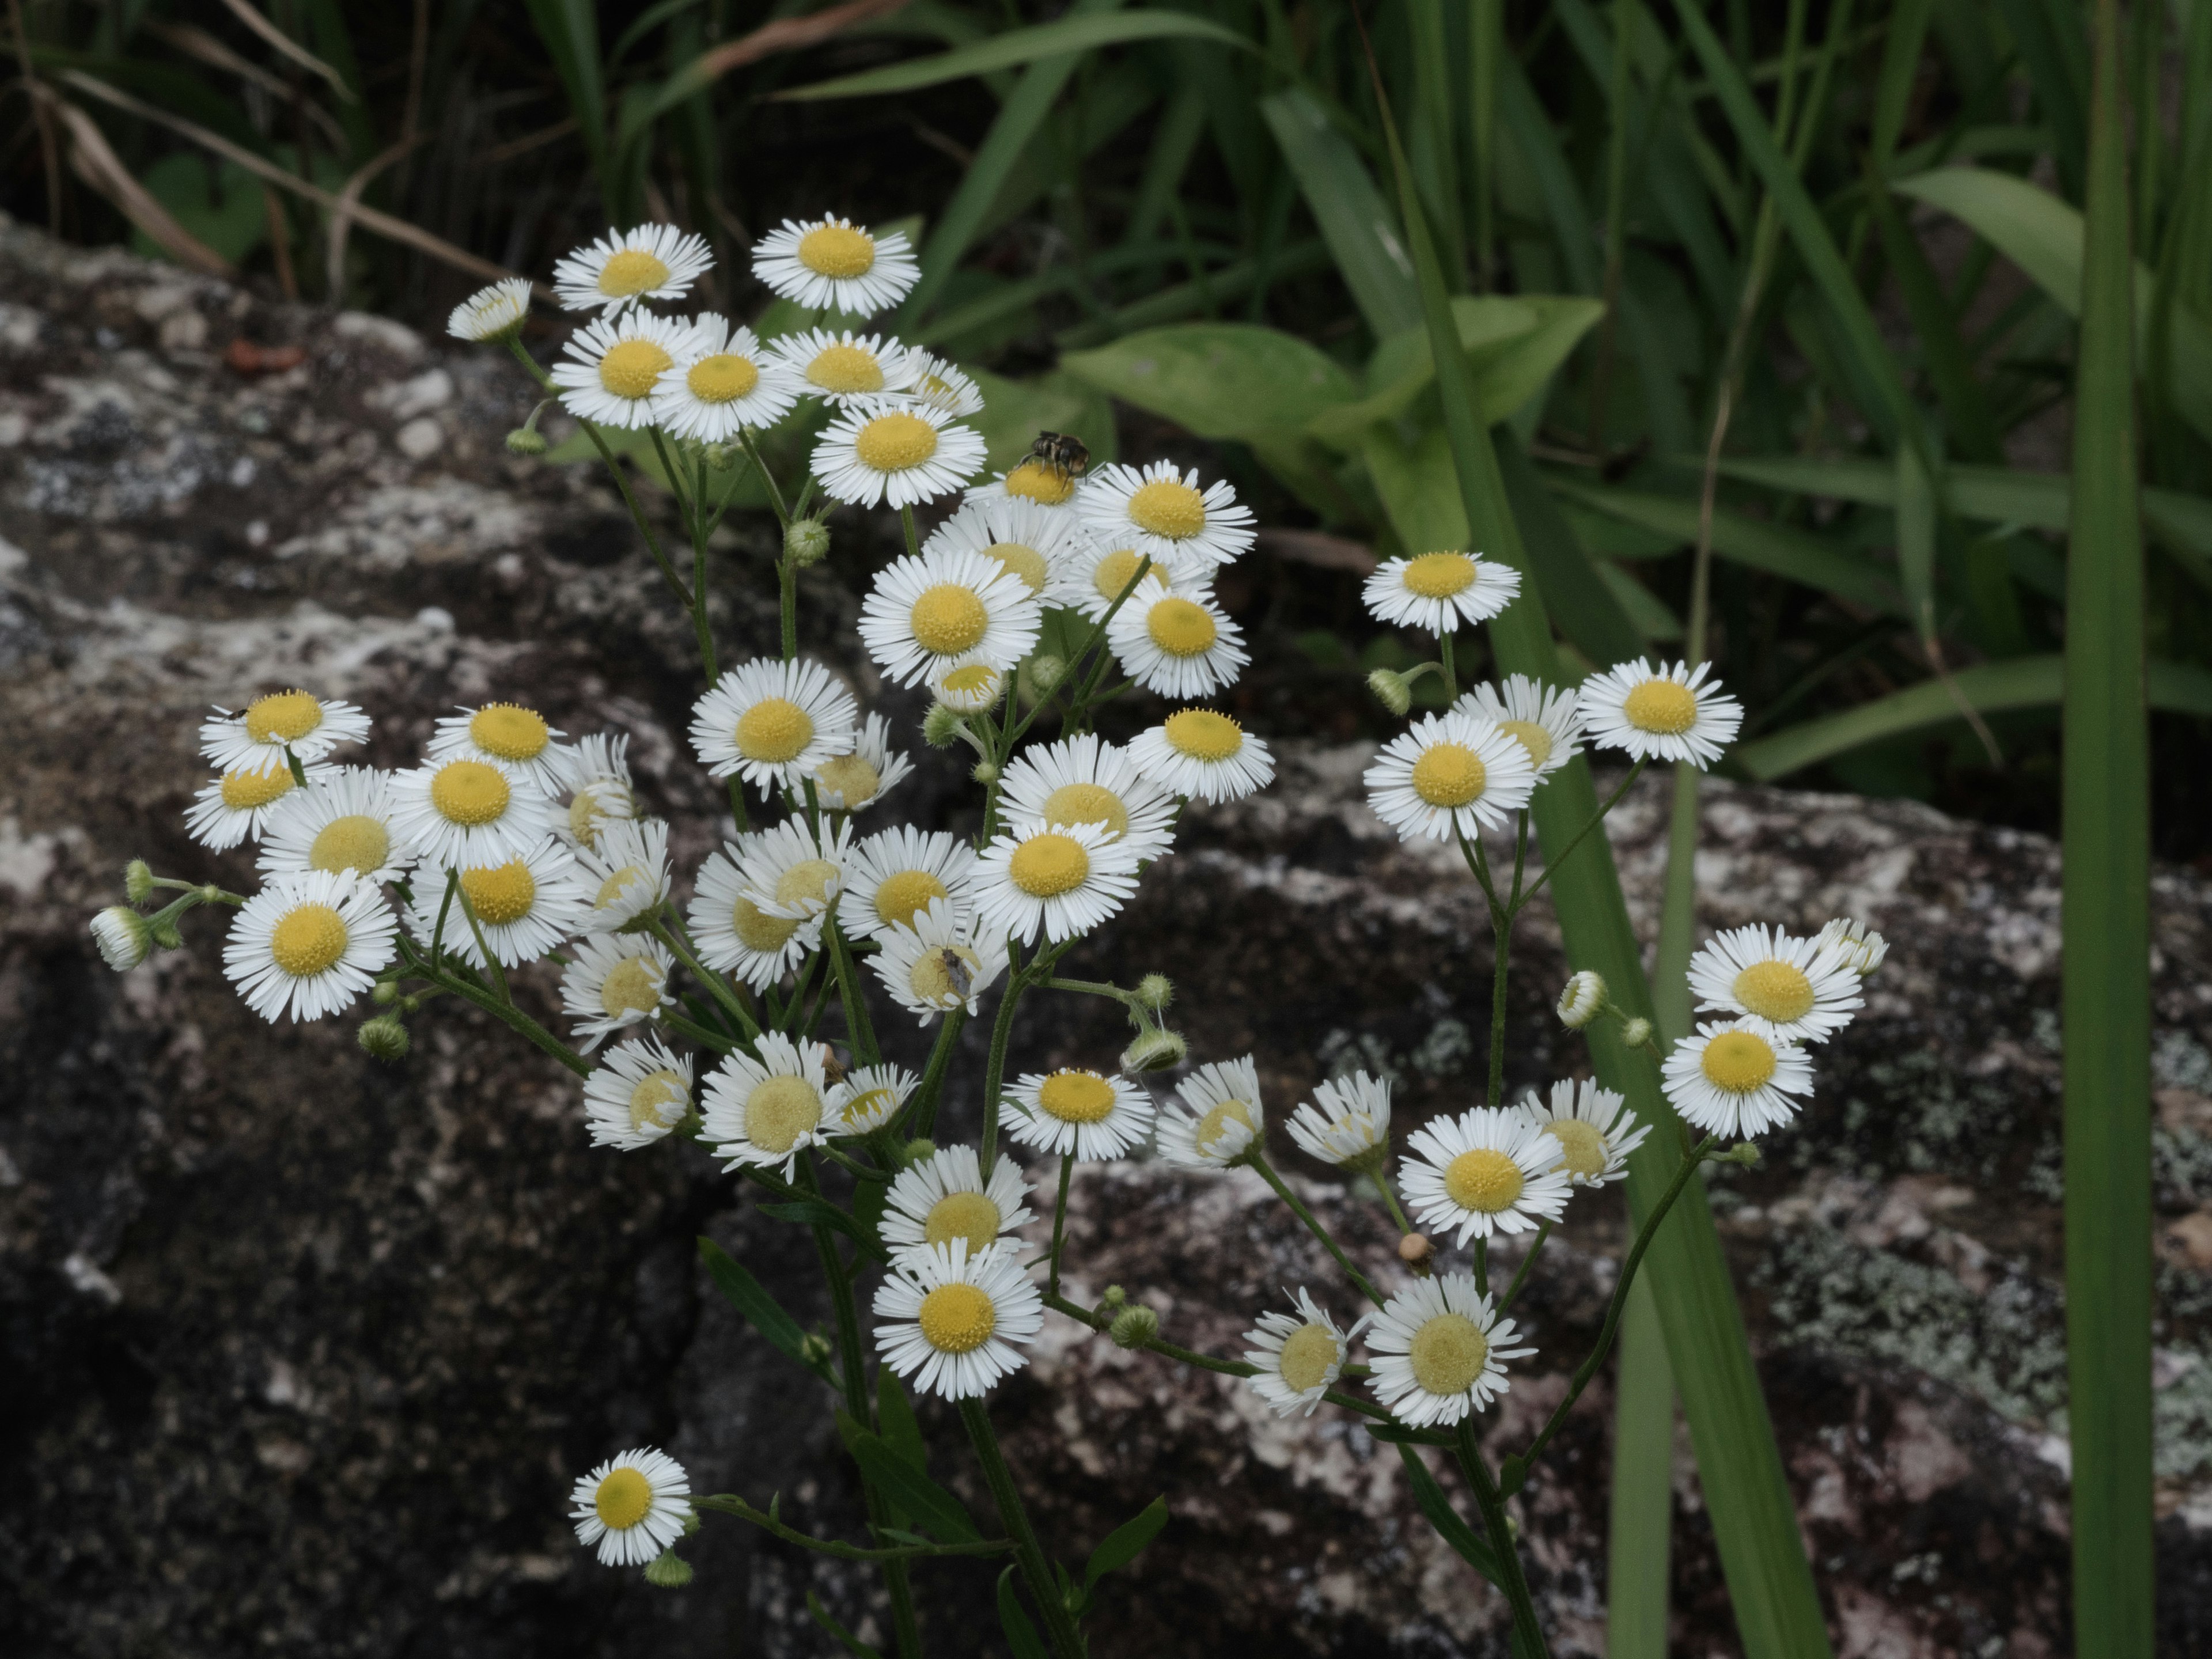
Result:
[1259, 87, 1422, 337]
[2063, 7, 2154, 1656]
[772, 11, 1249, 100]
[521, 0, 608, 180]
[1606, 1279, 1675, 1659]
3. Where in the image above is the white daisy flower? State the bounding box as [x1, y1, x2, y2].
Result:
[813, 399, 987, 509]
[828, 1063, 918, 1137]
[1363, 550, 1521, 634]
[447, 276, 532, 342]
[388, 753, 554, 869]
[552, 224, 712, 316]
[582, 1035, 694, 1147]
[199, 690, 370, 773]
[568, 1446, 692, 1566]
[1003, 1067, 1154, 1162]
[870, 896, 1008, 1023]
[222, 869, 396, 1022]
[1078, 459, 1254, 573]
[1365, 1272, 1534, 1428]
[549, 309, 692, 429]
[967, 455, 1085, 514]
[905, 352, 986, 416]
[772, 327, 916, 404]
[1243, 1287, 1367, 1418]
[972, 819, 1140, 946]
[701, 1030, 832, 1177]
[922, 497, 1085, 601]
[1580, 657, 1744, 768]
[407, 838, 590, 968]
[1051, 540, 1164, 622]
[873, 1239, 1044, 1400]
[1816, 915, 1889, 978]
[557, 733, 638, 850]
[687, 839, 827, 991]
[184, 758, 332, 851]
[1156, 1055, 1264, 1169]
[1516, 1078, 1650, 1187]
[256, 766, 412, 885]
[1363, 709, 1537, 842]
[810, 711, 914, 814]
[1455, 675, 1584, 780]
[857, 546, 1042, 688]
[880, 1145, 1033, 1263]
[1107, 574, 1249, 699]
[574, 816, 672, 934]
[929, 660, 1007, 714]
[1286, 1071, 1392, 1171]
[560, 931, 676, 1052]
[689, 657, 859, 800]
[428, 702, 574, 796]
[1556, 969, 1608, 1029]
[1687, 923, 1864, 1044]
[1401, 1107, 1573, 1245]
[653, 312, 801, 440]
[91, 905, 152, 971]
[1661, 1020, 1815, 1139]
[751, 215, 920, 316]
[839, 826, 977, 942]
[734, 816, 853, 922]
[998, 732, 1176, 866]
[1126, 709, 1274, 803]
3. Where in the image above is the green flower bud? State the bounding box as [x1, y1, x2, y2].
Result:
[1100, 1284, 1127, 1311]
[1725, 1141, 1763, 1168]
[921, 704, 965, 749]
[124, 859, 155, 904]
[372, 979, 400, 1005]
[90, 906, 152, 971]
[644, 1549, 694, 1589]
[1027, 653, 1067, 696]
[358, 1015, 411, 1062]
[1556, 969, 1608, 1029]
[1132, 974, 1174, 1012]
[505, 426, 548, 456]
[1120, 1027, 1187, 1073]
[703, 441, 743, 472]
[800, 1330, 835, 1368]
[785, 516, 832, 569]
[902, 1138, 938, 1168]
[1367, 667, 1413, 717]
[971, 759, 1001, 786]
[1108, 1305, 1160, 1349]
[150, 917, 184, 950]
[1618, 1016, 1653, 1049]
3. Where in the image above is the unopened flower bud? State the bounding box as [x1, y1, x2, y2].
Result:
[1027, 653, 1067, 696]
[702, 441, 742, 472]
[150, 917, 183, 950]
[902, 1138, 938, 1168]
[800, 1330, 835, 1368]
[644, 1548, 694, 1589]
[1099, 1284, 1127, 1311]
[1397, 1232, 1435, 1276]
[1120, 1027, 1187, 1073]
[1108, 1305, 1160, 1349]
[505, 426, 547, 456]
[90, 906, 152, 971]
[971, 759, 1001, 786]
[1557, 969, 1608, 1029]
[785, 516, 832, 568]
[372, 979, 400, 1005]
[922, 704, 964, 749]
[1725, 1141, 1763, 1168]
[1367, 667, 1414, 717]
[1133, 974, 1174, 1012]
[1618, 1016, 1653, 1049]
[1817, 915, 1888, 978]
[358, 1014, 411, 1062]
[124, 859, 155, 904]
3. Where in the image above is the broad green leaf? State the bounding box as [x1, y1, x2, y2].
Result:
[1082, 1495, 1168, 1588]
[698, 1238, 821, 1372]
[773, 12, 1249, 100]
[844, 1428, 983, 1543]
[1060, 323, 1359, 441]
[132, 156, 268, 267]
[1260, 87, 1422, 338]
[757, 1198, 888, 1260]
[966, 366, 1119, 476]
[995, 1566, 1051, 1659]
[876, 1368, 927, 1474]
[1599, 562, 1683, 641]
[1606, 1274, 1676, 1659]
[1396, 1445, 1502, 1583]
[1308, 296, 1605, 444]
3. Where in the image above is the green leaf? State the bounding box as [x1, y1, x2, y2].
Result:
[521, 0, 608, 177]
[132, 155, 268, 267]
[1259, 87, 1423, 338]
[1395, 1445, 1502, 1584]
[1060, 323, 1360, 441]
[844, 1428, 983, 1544]
[1309, 296, 1606, 445]
[697, 1238, 821, 1372]
[774, 11, 1250, 100]
[995, 1566, 1051, 1659]
[967, 366, 1119, 474]
[757, 1199, 891, 1262]
[1082, 1495, 1168, 1589]
[876, 1368, 928, 1474]
[1605, 1281, 1676, 1659]
[807, 1590, 885, 1659]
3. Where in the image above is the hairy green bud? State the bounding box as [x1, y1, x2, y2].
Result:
[902, 1138, 939, 1168]
[124, 859, 155, 904]
[1108, 1305, 1160, 1349]
[800, 1330, 835, 1368]
[358, 1015, 411, 1062]
[1367, 667, 1413, 718]
[785, 516, 832, 568]
[1099, 1284, 1127, 1311]
[970, 759, 1001, 786]
[372, 979, 400, 1005]
[1132, 974, 1174, 1012]
[150, 916, 184, 950]
[1120, 1027, 1187, 1073]
[921, 704, 965, 749]
[644, 1549, 695, 1589]
[702, 441, 743, 473]
[1618, 1016, 1653, 1049]
[1027, 653, 1067, 696]
[504, 426, 548, 456]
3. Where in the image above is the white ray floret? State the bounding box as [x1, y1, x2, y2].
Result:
[1078, 459, 1255, 572]
[92, 906, 152, 972]
[1285, 1071, 1393, 1171]
[751, 215, 921, 316]
[839, 826, 977, 942]
[1050, 540, 1165, 622]
[653, 313, 800, 440]
[870, 896, 1008, 1024]
[1156, 1055, 1266, 1170]
[552, 224, 712, 315]
[1401, 1106, 1573, 1244]
[1556, 969, 1608, 1029]
[735, 816, 853, 923]
[1363, 549, 1521, 633]
[1365, 1272, 1534, 1429]
[1580, 657, 1744, 768]
[222, 869, 396, 1023]
[702, 1031, 832, 1177]
[582, 1036, 695, 1149]
[905, 353, 985, 417]
[687, 839, 828, 991]
[406, 838, 590, 969]
[858, 546, 1042, 688]
[809, 711, 914, 813]
[998, 732, 1177, 866]
[428, 701, 574, 794]
[689, 657, 859, 799]
[1003, 1067, 1154, 1162]
[922, 497, 1086, 601]
[929, 660, 1007, 715]
[1816, 915, 1889, 978]
[829, 1063, 918, 1137]
[815, 399, 989, 510]
[1687, 922, 1864, 1044]
[185, 758, 333, 851]
[1363, 709, 1537, 842]
[549, 309, 692, 429]
[558, 733, 638, 851]
[880, 1145, 1034, 1264]
[568, 1446, 692, 1566]
[873, 1240, 1044, 1401]
[1516, 1078, 1649, 1188]
[1127, 708, 1274, 803]
[1455, 675, 1585, 781]
[972, 819, 1141, 945]
[1661, 1020, 1816, 1139]
[1244, 1287, 1368, 1418]
[1107, 574, 1249, 699]
[199, 690, 370, 772]
[574, 816, 673, 934]
[388, 753, 554, 869]
[256, 766, 413, 885]
[771, 328, 916, 404]
[447, 276, 532, 342]
[560, 931, 676, 1052]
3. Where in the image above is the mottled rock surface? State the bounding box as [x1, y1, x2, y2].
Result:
[4, 218, 2210, 1658]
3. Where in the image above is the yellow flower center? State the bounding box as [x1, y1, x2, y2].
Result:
[1091, 548, 1145, 604]
[1043, 782, 1128, 840]
[910, 945, 982, 1004]
[270, 903, 349, 976]
[221, 764, 294, 811]
[842, 1086, 895, 1127]
[1700, 1031, 1778, 1093]
[1146, 596, 1217, 658]
[941, 664, 997, 697]
[593, 1465, 655, 1529]
[775, 858, 840, 910]
[797, 224, 877, 278]
[731, 895, 800, 954]
[469, 703, 550, 762]
[808, 343, 884, 395]
[1037, 1070, 1117, 1124]
[874, 869, 949, 931]
[243, 690, 323, 744]
[1162, 709, 1243, 762]
[980, 540, 1050, 593]
[1498, 719, 1553, 769]
[922, 1191, 1003, 1255]
[1126, 479, 1206, 540]
[1622, 678, 1698, 735]
[1733, 960, 1816, 1024]
[1547, 1119, 1609, 1180]
[918, 1282, 997, 1354]
[597, 338, 673, 399]
[1194, 1097, 1254, 1158]
[309, 814, 391, 876]
[854, 411, 938, 471]
[600, 956, 663, 1018]
[1411, 743, 1487, 808]
[460, 860, 537, 926]
[628, 1069, 688, 1133]
[1005, 459, 1076, 505]
[746, 1075, 823, 1153]
[1402, 552, 1478, 598]
[687, 353, 759, 403]
[569, 783, 629, 847]
[1444, 1147, 1525, 1213]
[1408, 1313, 1490, 1396]
[1008, 832, 1089, 897]
[1277, 1323, 1341, 1393]
[593, 865, 646, 911]
[910, 584, 988, 655]
[596, 248, 671, 298]
[430, 760, 510, 826]
[735, 696, 815, 764]
[815, 751, 881, 805]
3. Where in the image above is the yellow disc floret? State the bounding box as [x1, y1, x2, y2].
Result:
[731, 896, 801, 954]
[735, 697, 815, 764]
[774, 858, 840, 910]
[1043, 782, 1128, 840]
[923, 1191, 1003, 1255]
[815, 752, 881, 806]
[981, 541, 1050, 593]
[1733, 960, 1816, 1024]
[1091, 548, 1145, 604]
[910, 945, 982, 1004]
[599, 956, 664, 1018]
[910, 584, 988, 656]
[469, 703, 550, 762]
[1444, 1147, 1525, 1213]
[1126, 479, 1207, 540]
[1411, 743, 1487, 808]
[430, 760, 510, 826]
[874, 869, 950, 930]
[1623, 678, 1698, 734]
[854, 411, 938, 472]
[221, 764, 294, 811]
[1162, 709, 1243, 761]
[1008, 832, 1089, 898]
[1498, 720, 1554, 769]
[687, 354, 758, 404]
[1194, 1097, 1254, 1158]
[1004, 459, 1077, 505]
[1546, 1119, 1609, 1180]
[1700, 1031, 1778, 1093]
[808, 343, 884, 395]
[597, 338, 673, 399]
[1277, 1323, 1341, 1393]
[270, 903, 349, 976]
[309, 814, 391, 876]
[460, 859, 537, 926]
[918, 1282, 997, 1354]
[593, 865, 646, 912]
[596, 249, 671, 298]
[1146, 597, 1218, 658]
[1402, 552, 1478, 598]
[628, 1069, 688, 1134]
[1407, 1313, 1490, 1396]
[1036, 1070, 1118, 1124]
[243, 690, 324, 744]
[797, 224, 877, 278]
[745, 1075, 823, 1153]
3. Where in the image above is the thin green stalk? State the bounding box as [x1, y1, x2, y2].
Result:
[451, 882, 509, 1005]
[1371, 1169, 1415, 1234]
[958, 1399, 1084, 1659]
[1510, 757, 1647, 911]
[1458, 1421, 1548, 1658]
[650, 916, 760, 1039]
[906, 1008, 967, 1141]
[1252, 1153, 1383, 1305]
[1498, 1221, 1552, 1314]
[1046, 1156, 1074, 1300]
[826, 920, 881, 1066]
[779, 553, 798, 660]
[978, 948, 1029, 1165]
[738, 429, 791, 526]
[692, 1494, 1015, 1561]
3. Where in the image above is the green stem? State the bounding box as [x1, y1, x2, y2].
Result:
[1440, 628, 1459, 700]
[1372, 1169, 1415, 1234]
[978, 946, 1028, 1165]
[826, 919, 881, 1066]
[692, 1494, 1014, 1561]
[650, 916, 760, 1039]
[779, 553, 798, 659]
[397, 937, 590, 1077]
[958, 1399, 1085, 1659]
[661, 1008, 738, 1052]
[1252, 1154, 1383, 1305]
[1046, 1157, 1075, 1300]
[1458, 1419, 1550, 1658]
[1498, 1221, 1552, 1315]
[905, 1007, 968, 1141]
[451, 882, 510, 1005]
[738, 428, 791, 525]
[1510, 757, 1647, 912]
